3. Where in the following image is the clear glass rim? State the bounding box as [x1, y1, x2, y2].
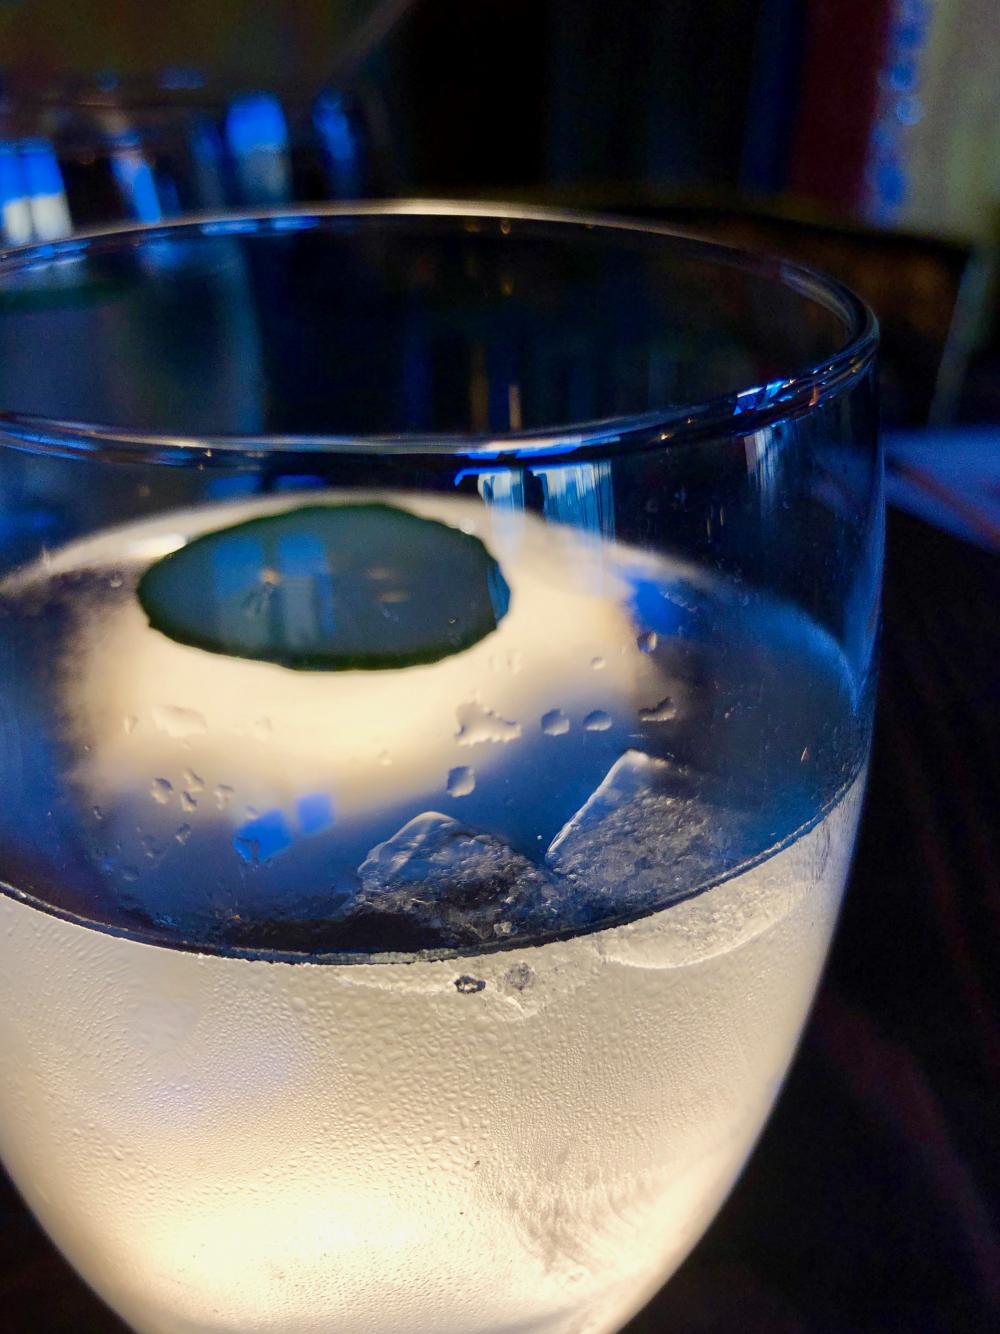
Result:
[0, 199, 879, 467]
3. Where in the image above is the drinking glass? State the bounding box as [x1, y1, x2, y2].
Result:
[0, 203, 881, 1334]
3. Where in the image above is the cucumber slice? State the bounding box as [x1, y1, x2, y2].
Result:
[137, 503, 511, 670]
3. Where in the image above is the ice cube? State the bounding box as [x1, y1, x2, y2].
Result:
[545, 750, 753, 922]
[349, 813, 559, 949]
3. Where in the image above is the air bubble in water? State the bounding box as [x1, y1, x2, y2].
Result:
[639, 696, 677, 723]
[540, 709, 570, 737]
[583, 710, 612, 732]
[150, 778, 173, 805]
[447, 766, 476, 797]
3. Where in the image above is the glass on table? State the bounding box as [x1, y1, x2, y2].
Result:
[0, 204, 881, 1334]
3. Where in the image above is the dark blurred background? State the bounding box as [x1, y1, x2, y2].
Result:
[1, 3, 999, 1331]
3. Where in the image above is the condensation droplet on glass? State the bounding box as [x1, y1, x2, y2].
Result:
[108, 573, 124, 589]
[175, 823, 192, 845]
[151, 705, 206, 739]
[454, 975, 486, 994]
[540, 709, 570, 737]
[213, 784, 233, 810]
[642, 693, 682, 725]
[505, 962, 534, 992]
[150, 778, 173, 804]
[123, 715, 139, 735]
[637, 629, 658, 653]
[590, 656, 606, 671]
[180, 791, 198, 813]
[121, 866, 139, 882]
[639, 696, 678, 723]
[92, 805, 104, 821]
[253, 717, 272, 741]
[378, 749, 392, 766]
[583, 710, 612, 732]
[182, 769, 204, 792]
[455, 701, 521, 746]
[447, 766, 476, 797]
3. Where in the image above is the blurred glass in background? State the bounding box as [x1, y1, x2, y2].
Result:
[0, 0, 998, 436]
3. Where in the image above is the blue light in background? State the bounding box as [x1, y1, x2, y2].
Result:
[225, 93, 292, 205]
[226, 93, 290, 156]
[313, 91, 354, 163]
[159, 66, 206, 91]
[19, 139, 64, 198]
[312, 88, 363, 197]
[110, 134, 162, 224]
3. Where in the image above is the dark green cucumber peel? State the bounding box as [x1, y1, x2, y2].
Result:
[137, 503, 511, 671]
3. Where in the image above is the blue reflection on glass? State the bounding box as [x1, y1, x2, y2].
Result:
[297, 792, 334, 836]
[628, 576, 687, 638]
[234, 809, 294, 863]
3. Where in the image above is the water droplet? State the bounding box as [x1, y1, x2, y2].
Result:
[455, 701, 521, 746]
[213, 784, 233, 810]
[252, 717, 272, 741]
[291, 996, 308, 1013]
[152, 705, 206, 739]
[800, 746, 811, 763]
[639, 696, 677, 723]
[182, 769, 204, 792]
[504, 963, 534, 992]
[583, 710, 612, 732]
[180, 791, 198, 813]
[540, 709, 570, 737]
[175, 824, 192, 845]
[590, 656, 606, 671]
[123, 715, 139, 735]
[150, 778, 173, 805]
[108, 573, 124, 589]
[378, 750, 392, 766]
[141, 835, 161, 860]
[454, 975, 486, 994]
[447, 766, 476, 797]
[121, 866, 139, 882]
[637, 629, 658, 653]
[92, 806, 104, 821]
